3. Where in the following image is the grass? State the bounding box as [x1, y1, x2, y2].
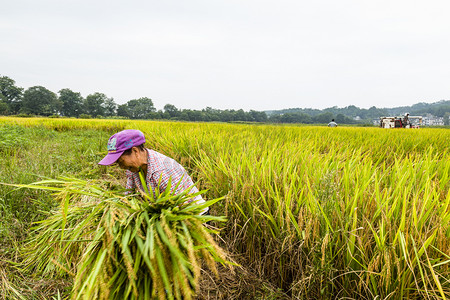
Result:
[0, 124, 115, 299]
[0, 117, 449, 299]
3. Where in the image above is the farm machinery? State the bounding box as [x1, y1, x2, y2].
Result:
[379, 113, 423, 129]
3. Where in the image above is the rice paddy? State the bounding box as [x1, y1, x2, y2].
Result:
[0, 116, 449, 299]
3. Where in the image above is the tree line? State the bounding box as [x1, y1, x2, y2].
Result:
[4, 74, 447, 124]
[0, 75, 379, 124]
[0, 75, 269, 122]
[267, 101, 450, 124]
[267, 105, 389, 121]
[0, 75, 322, 123]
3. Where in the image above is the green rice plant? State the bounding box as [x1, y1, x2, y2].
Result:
[8, 176, 231, 300]
[2, 117, 450, 298]
[0, 116, 127, 133]
[182, 125, 450, 298]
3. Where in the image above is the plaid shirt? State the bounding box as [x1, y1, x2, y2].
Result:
[125, 149, 204, 206]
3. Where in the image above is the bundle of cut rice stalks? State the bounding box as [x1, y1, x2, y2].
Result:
[14, 176, 231, 300]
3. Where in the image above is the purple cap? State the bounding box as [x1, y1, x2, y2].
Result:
[98, 129, 146, 165]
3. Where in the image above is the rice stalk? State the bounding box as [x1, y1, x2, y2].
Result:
[8, 177, 232, 299]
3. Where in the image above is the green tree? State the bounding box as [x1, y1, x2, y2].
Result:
[0, 94, 8, 115]
[313, 112, 334, 124]
[0, 75, 23, 114]
[103, 98, 117, 117]
[335, 113, 347, 124]
[117, 104, 130, 118]
[219, 110, 234, 122]
[179, 111, 190, 121]
[84, 93, 107, 116]
[125, 97, 155, 119]
[59, 88, 84, 117]
[146, 111, 162, 119]
[202, 107, 220, 121]
[249, 110, 268, 122]
[21, 86, 60, 116]
[277, 112, 310, 123]
[163, 104, 179, 119]
[444, 112, 450, 125]
[295, 113, 313, 123]
[184, 109, 206, 121]
[234, 109, 248, 122]
[343, 105, 360, 118]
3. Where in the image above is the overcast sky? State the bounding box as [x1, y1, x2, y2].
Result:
[2, 0, 450, 111]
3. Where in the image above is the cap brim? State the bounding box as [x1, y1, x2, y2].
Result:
[98, 151, 124, 165]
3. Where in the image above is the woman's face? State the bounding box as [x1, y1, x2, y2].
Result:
[116, 148, 145, 172]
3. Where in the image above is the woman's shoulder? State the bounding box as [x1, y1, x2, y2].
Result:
[146, 148, 171, 173]
[146, 148, 166, 157]
[147, 149, 175, 163]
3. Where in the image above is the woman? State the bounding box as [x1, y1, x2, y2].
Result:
[98, 129, 207, 213]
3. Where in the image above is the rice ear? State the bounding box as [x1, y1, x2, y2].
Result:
[17, 177, 231, 299]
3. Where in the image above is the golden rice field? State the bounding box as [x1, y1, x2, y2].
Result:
[0, 116, 449, 299]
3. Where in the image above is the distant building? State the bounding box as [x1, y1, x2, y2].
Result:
[423, 114, 444, 126]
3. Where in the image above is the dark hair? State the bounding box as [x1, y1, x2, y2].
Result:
[332, 119, 335, 121]
[122, 144, 145, 156]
